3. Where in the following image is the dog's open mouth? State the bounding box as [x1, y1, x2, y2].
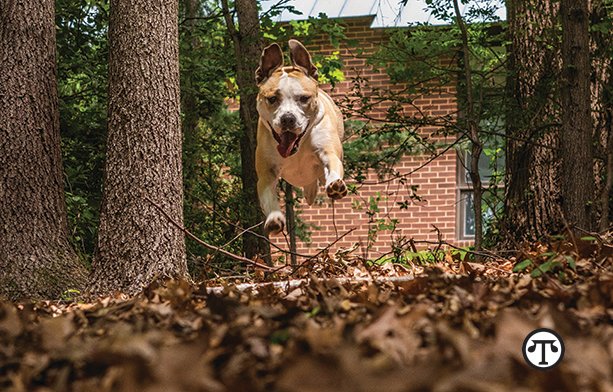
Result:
[273, 129, 306, 158]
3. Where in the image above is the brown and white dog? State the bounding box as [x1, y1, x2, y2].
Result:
[255, 39, 347, 234]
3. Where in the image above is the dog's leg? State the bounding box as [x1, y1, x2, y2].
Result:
[303, 181, 319, 206]
[257, 171, 285, 235]
[320, 152, 348, 200]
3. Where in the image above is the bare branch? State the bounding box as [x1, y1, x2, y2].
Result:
[145, 196, 273, 271]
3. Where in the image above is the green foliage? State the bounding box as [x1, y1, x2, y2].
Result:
[374, 246, 471, 266]
[342, 0, 507, 245]
[57, 0, 109, 260]
[60, 288, 82, 302]
[178, 1, 246, 272]
[65, 192, 96, 263]
[511, 244, 583, 282]
[53, 0, 514, 266]
[343, 119, 439, 182]
[512, 259, 533, 272]
[351, 192, 399, 251]
[182, 111, 244, 270]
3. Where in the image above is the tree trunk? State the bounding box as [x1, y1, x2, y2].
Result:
[453, 0, 484, 251]
[0, 0, 87, 299]
[502, 0, 563, 244]
[181, 0, 201, 179]
[560, 0, 594, 231]
[90, 0, 186, 294]
[221, 0, 270, 260]
[284, 181, 297, 266]
[590, 0, 613, 231]
[180, 0, 202, 264]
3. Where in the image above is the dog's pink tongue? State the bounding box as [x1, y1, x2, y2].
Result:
[277, 132, 298, 158]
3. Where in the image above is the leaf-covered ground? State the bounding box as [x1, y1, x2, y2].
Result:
[1, 239, 612, 392]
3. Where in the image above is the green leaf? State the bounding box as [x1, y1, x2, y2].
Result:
[564, 255, 576, 271]
[580, 236, 597, 242]
[530, 260, 562, 278]
[530, 267, 543, 278]
[513, 259, 532, 272]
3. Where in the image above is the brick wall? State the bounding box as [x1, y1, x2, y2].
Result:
[266, 17, 471, 259]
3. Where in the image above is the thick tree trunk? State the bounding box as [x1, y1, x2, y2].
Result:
[221, 0, 270, 260]
[0, 0, 87, 299]
[90, 0, 186, 294]
[502, 0, 563, 244]
[560, 0, 594, 231]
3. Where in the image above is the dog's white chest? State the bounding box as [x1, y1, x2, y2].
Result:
[278, 147, 322, 187]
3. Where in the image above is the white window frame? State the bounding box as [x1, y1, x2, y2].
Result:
[456, 148, 504, 240]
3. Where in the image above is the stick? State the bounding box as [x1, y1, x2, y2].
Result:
[204, 275, 417, 295]
[145, 196, 273, 271]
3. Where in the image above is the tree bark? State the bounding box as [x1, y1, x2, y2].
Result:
[221, 0, 270, 260]
[590, 0, 613, 231]
[453, 0, 484, 251]
[0, 0, 87, 299]
[502, 0, 563, 244]
[560, 0, 594, 231]
[284, 181, 297, 265]
[90, 0, 186, 294]
[181, 0, 201, 177]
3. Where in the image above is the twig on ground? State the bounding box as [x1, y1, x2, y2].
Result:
[204, 275, 417, 295]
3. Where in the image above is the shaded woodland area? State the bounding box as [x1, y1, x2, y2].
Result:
[0, 0, 612, 390]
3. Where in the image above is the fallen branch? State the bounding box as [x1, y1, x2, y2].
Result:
[145, 196, 273, 271]
[204, 275, 418, 295]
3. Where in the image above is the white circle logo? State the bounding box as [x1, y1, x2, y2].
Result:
[522, 328, 565, 369]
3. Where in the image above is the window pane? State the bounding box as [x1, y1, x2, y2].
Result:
[461, 189, 503, 239]
[463, 148, 504, 184]
[463, 191, 475, 237]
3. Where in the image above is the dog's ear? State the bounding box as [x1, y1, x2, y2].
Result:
[256, 43, 283, 85]
[289, 39, 318, 81]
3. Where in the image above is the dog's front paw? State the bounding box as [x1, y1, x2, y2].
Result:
[265, 211, 286, 235]
[326, 179, 348, 200]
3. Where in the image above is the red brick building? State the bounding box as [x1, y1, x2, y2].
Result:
[260, 1, 502, 259]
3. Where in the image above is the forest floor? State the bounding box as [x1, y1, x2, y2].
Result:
[1, 237, 612, 392]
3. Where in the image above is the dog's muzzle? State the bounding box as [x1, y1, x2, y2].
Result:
[269, 122, 307, 158]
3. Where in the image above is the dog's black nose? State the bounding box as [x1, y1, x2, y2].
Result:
[280, 113, 297, 130]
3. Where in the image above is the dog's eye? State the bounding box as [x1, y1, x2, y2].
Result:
[267, 96, 278, 105]
[299, 95, 310, 104]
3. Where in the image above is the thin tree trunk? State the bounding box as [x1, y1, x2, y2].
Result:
[502, 0, 563, 244]
[560, 0, 594, 231]
[90, 0, 186, 294]
[0, 0, 87, 299]
[453, 0, 484, 251]
[220, 0, 270, 261]
[181, 0, 201, 180]
[284, 181, 297, 266]
[180, 0, 202, 263]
